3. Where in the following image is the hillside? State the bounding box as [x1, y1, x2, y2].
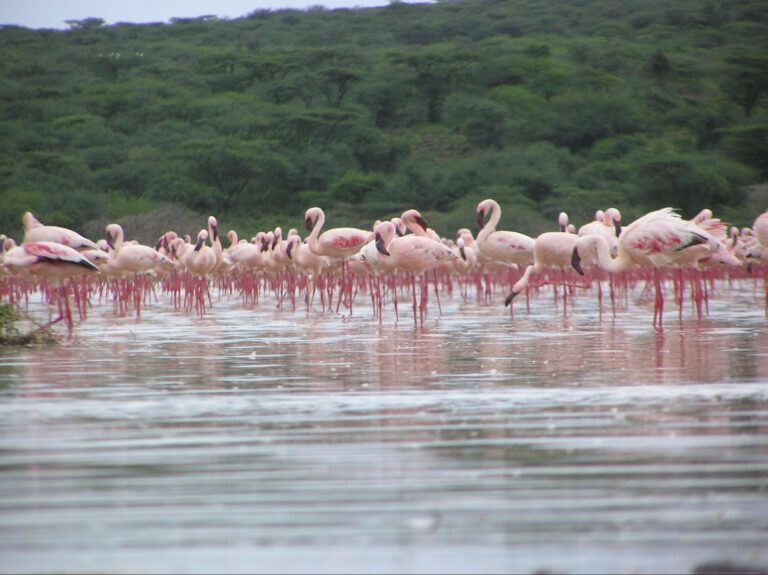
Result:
[1, 0, 767, 242]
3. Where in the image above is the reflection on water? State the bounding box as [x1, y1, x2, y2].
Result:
[1, 286, 767, 574]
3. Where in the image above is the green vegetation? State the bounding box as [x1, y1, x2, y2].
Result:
[1, 0, 767, 242]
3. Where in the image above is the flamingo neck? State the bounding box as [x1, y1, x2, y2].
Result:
[478, 201, 500, 244]
[307, 211, 325, 253]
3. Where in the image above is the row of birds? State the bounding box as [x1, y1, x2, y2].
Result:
[2, 200, 768, 315]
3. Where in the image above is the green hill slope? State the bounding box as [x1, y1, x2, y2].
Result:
[1, 0, 767, 241]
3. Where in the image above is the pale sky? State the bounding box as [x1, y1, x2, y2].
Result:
[0, 0, 418, 29]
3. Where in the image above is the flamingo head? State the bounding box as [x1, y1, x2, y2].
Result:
[207, 216, 218, 241]
[304, 207, 322, 233]
[605, 207, 622, 237]
[457, 237, 466, 261]
[374, 232, 390, 256]
[285, 236, 300, 260]
[194, 230, 209, 252]
[558, 212, 569, 232]
[391, 217, 406, 237]
[104, 223, 122, 250]
[401, 209, 430, 234]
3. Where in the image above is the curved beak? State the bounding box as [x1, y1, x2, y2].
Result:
[375, 232, 390, 256]
[271, 235, 278, 250]
[415, 215, 429, 232]
[476, 210, 486, 230]
[459, 246, 466, 261]
[286, 240, 294, 260]
[260, 238, 269, 252]
[106, 233, 115, 250]
[305, 217, 314, 232]
[614, 220, 622, 238]
[571, 247, 584, 276]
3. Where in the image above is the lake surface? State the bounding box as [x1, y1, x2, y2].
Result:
[1, 280, 767, 574]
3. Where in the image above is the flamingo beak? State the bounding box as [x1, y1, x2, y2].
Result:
[375, 232, 390, 256]
[211, 225, 218, 242]
[271, 235, 278, 250]
[305, 217, 314, 232]
[476, 210, 486, 230]
[106, 233, 114, 250]
[459, 246, 466, 261]
[504, 290, 518, 307]
[261, 238, 269, 252]
[614, 220, 622, 238]
[396, 227, 405, 237]
[286, 241, 294, 260]
[415, 215, 429, 231]
[571, 247, 584, 276]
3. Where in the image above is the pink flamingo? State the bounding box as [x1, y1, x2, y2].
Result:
[4, 240, 100, 333]
[207, 216, 224, 270]
[22, 212, 99, 251]
[304, 206, 371, 312]
[181, 230, 217, 315]
[475, 199, 534, 269]
[376, 220, 457, 323]
[571, 208, 721, 327]
[504, 232, 587, 309]
[104, 223, 170, 317]
[105, 224, 170, 274]
[578, 207, 622, 257]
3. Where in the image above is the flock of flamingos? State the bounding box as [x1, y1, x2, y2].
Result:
[1, 199, 767, 333]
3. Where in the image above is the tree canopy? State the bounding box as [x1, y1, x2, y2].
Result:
[1, 0, 767, 242]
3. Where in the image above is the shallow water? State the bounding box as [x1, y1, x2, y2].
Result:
[1, 283, 768, 574]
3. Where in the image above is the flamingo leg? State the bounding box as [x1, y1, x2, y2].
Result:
[432, 270, 443, 317]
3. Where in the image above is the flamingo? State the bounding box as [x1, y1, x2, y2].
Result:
[376, 220, 457, 323]
[304, 207, 371, 259]
[4, 240, 100, 333]
[504, 232, 587, 309]
[578, 207, 622, 257]
[104, 223, 171, 317]
[571, 208, 721, 327]
[475, 199, 534, 268]
[181, 230, 217, 315]
[206, 216, 224, 271]
[105, 224, 170, 274]
[22, 212, 100, 251]
[304, 207, 371, 313]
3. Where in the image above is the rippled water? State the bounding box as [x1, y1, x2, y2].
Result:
[1, 284, 768, 574]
